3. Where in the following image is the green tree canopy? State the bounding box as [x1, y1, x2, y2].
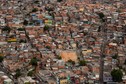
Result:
[43, 25, 50, 31]
[23, 20, 28, 26]
[2, 26, 11, 33]
[15, 69, 21, 78]
[30, 57, 38, 67]
[97, 12, 105, 22]
[79, 60, 86, 66]
[97, 12, 105, 19]
[32, 8, 38, 12]
[57, 55, 62, 59]
[27, 70, 34, 76]
[67, 59, 75, 65]
[0, 56, 4, 63]
[57, 0, 63, 2]
[45, 46, 51, 49]
[112, 54, 118, 59]
[19, 39, 27, 43]
[17, 28, 25, 31]
[34, 0, 39, 4]
[111, 69, 123, 82]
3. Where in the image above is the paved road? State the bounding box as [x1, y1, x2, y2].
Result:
[34, 74, 47, 84]
[0, 63, 10, 76]
[0, 63, 18, 84]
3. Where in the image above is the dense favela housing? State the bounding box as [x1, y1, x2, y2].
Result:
[0, 0, 126, 84]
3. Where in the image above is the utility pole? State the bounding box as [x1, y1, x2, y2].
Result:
[99, 22, 107, 84]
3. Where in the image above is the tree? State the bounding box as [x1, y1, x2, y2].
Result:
[97, 12, 105, 19]
[34, 0, 39, 4]
[17, 28, 25, 31]
[97, 12, 105, 22]
[79, 60, 86, 66]
[30, 57, 38, 67]
[0, 56, 4, 63]
[124, 60, 126, 65]
[111, 69, 123, 82]
[29, 22, 33, 25]
[15, 69, 21, 78]
[45, 46, 51, 49]
[57, 55, 62, 59]
[32, 8, 38, 12]
[98, 26, 101, 32]
[19, 39, 27, 43]
[49, 12, 55, 19]
[112, 54, 118, 59]
[2, 26, 11, 33]
[23, 20, 28, 26]
[67, 59, 75, 65]
[57, 0, 63, 2]
[43, 25, 50, 31]
[27, 70, 34, 76]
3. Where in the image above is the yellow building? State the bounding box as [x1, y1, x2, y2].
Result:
[44, 20, 53, 25]
[7, 38, 17, 42]
[60, 79, 68, 84]
[82, 49, 92, 55]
